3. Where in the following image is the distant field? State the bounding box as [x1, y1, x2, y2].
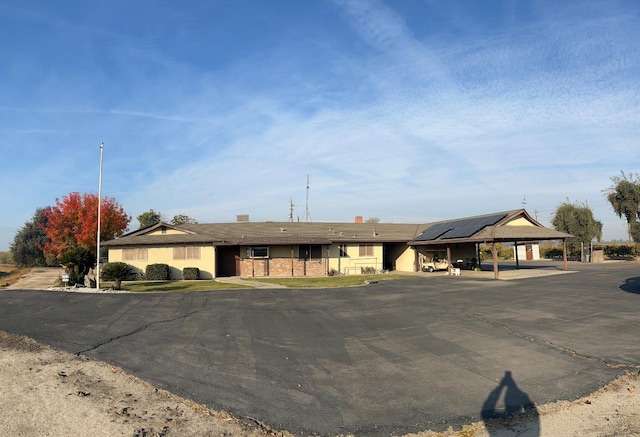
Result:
[0, 264, 28, 288]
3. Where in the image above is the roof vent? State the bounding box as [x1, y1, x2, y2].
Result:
[237, 214, 250, 222]
[280, 228, 286, 232]
[355, 216, 363, 223]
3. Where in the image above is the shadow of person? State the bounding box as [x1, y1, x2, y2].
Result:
[481, 371, 540, 436]
[620, 276, 640, 294]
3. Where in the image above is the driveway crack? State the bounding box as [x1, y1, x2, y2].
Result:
[471, 313, 639, 371]
[75, 309, 202, 355]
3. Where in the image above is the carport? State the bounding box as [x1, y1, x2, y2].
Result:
[410, 209, 572, 279]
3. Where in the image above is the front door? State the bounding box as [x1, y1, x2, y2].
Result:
[525, 243, 533, 261]
[217, 246, 241, 276]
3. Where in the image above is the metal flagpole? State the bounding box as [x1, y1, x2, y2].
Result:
[96, 142, 104, 289]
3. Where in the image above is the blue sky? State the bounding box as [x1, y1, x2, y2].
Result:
[1, 0, 639, 251]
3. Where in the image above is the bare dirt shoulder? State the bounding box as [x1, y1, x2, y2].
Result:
[0, 331, 289, 437]
[0, 264, 30, 288]
[416, 371, 640, 437]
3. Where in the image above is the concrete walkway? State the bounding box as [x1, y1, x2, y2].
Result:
[214, 276, 288, 288]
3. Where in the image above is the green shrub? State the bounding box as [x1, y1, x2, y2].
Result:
[498, 247, 513, 260]
[479, 243, 513, 260]
[540, 243, 564, 259]
[59, 246, 96, 285]
[183, 267, 200, 280]
[603, 244, 640, 258]
[145, 263, 170, 280]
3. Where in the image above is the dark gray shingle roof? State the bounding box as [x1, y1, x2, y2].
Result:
[103, 209, 572, 248]
[103, 221, 425, 247]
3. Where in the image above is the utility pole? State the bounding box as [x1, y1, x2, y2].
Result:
[288, 198, 295, 222]
[304, 174, 311, 222]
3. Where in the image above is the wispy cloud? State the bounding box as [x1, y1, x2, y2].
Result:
[0, 1, 637, 248]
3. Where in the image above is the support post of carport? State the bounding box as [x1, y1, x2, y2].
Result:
[213, 245, 217, 279]
[290, 245, 294, 276]
[492, 242, 499, 279]
[447, 245, 452, 275]
[514, 240, 520, 269]
[563, 239, 568, 271]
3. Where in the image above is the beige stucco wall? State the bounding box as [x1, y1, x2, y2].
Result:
[147, 228, 190, 235]
[393, 246, 416, 272]
[514, 243, 541, 261]
[504, 217, 535, 226]
[327, 243, 384, 274]
[108, 245, 215, 280]
[110, 241, 415, 278]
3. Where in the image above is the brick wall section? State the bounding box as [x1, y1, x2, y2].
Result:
[239, 258, 327, 277]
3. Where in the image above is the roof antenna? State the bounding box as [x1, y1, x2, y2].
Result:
[521, 195, 527, 209]
[304, 174, 311, 222]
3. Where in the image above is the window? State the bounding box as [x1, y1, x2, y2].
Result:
[299, 244, 323, 260]
[249, 247, 269, 258]
[359, 244, 374, 257]
[122, 248, 148, 261]
[173, 246, 201, 260]
[339, 244, 348, 257]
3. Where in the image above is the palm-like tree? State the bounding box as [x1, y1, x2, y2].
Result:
[100, 262, 136, 290]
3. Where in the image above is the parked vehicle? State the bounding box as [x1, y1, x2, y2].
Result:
[420, 256, 449, 272]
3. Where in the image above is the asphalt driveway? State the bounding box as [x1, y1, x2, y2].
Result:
[1, 262, 639, 435]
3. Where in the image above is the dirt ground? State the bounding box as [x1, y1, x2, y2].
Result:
[2, 267, 640, 436]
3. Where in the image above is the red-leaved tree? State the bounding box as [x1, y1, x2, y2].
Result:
[39, 192, 131, 258]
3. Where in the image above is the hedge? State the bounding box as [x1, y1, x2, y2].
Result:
[182, 267, 200, 280]
[145, 263, 170, 280]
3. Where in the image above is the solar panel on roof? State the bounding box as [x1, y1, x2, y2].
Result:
[414, 213, 508, 241]
[414, 222, 452, 241]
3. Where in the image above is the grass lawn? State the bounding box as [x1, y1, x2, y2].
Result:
[103, 274, 412, 292]
[108, 280, 252, 293]
[246, 273, 410, 288]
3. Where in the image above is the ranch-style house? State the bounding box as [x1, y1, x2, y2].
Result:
[102, 209, 572, 280]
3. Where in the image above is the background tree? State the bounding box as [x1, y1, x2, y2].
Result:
[604, 171, 640, 242]
[39, 192, 130, 258]
[364, 217, 380, 224]
[10, 208, 50, 267]
[137, 209, 164, 228]
[551, 200, 602, 256]
[171, 214, 198, 225]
